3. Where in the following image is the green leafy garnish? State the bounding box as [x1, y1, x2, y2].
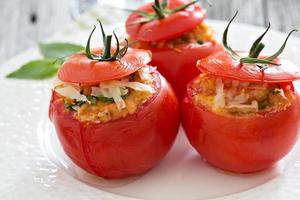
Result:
[85, 20, 128, 61]
[125, 0, 203, 25]
[6, 59, 60, 80]
[96, 95, 115, 103]
[6, 42, 85, 80]
[266, 29, 298, 61]
[39, 43, 84, 59]
[63, 92, 131, 111]
[64, 100, 87, 111]
[222, 11, 239, 57]
[239, 57, 279, 66]
[94, 93, 129, 104]
[90, 93, 130, 104]
[223, 11, 297, 69]
[87, 96, 98, 105]
[161, 0, 168, 9]
[271, 88, 282, 94]
[249, 43, 265, 59]
[64, 102, 76, 111]
[75, 100, 86, 106]
[248, 23, 270, 57]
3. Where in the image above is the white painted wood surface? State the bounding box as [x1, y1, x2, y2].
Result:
[0, 0, 72, 64]
[0, 0, 299, 65]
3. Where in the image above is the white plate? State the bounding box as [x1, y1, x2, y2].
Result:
[1, 7, 300, 200]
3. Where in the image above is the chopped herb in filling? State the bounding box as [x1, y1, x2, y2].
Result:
[54, 66, 157, 122]
[191, 74, 294, 116]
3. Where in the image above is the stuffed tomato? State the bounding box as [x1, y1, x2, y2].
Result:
[182, 13, 300, 173]
[49, 22, 180, 179]
[126, 0, 223, 99]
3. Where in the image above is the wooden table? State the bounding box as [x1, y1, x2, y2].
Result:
[0, 0, 299, 65]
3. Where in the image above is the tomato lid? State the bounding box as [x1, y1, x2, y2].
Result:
[58, 48, 151, 84]
[58, 20, 152, 84]
[197, 51, 300, 83]
[197, 12, 300, 83]
[126, 0, 205, 42]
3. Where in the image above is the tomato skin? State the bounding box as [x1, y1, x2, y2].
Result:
[197, 51, 300, 83]
[182, 80, 300, 173]
[126, 0, 205, 42]
[49, 72, 180, 179]
[58, 48, 152, 84]
[147, 42, 223, 99]
[126, 0, 223, 99]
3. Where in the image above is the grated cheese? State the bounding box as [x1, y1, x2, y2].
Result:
[138, 66, 153, 82]
[55, 66, 155, 111]
[226, 100, 259, 112]
[278, 89, 287, 100]
[55, 86, 87, 102]
[213, 78, 225, 109]
[100, 80, 155, 94]
[228, 90, 248, 105]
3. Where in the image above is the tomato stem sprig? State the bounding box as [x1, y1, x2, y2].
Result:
[223, 11, 297, 69]
[86, 20, 129, 61]
[126, 0, 205, 24]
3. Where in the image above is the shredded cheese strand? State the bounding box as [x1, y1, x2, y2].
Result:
[109, 87, 126, 110]
[213, 78, 225, 109]
[55, 86, 87, 102]
[100, 80, 155, 93]
[55, 66, 155, 111]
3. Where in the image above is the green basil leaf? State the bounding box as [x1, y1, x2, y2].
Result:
[271, 89, 282, 94]
[6, 59, 60, 80]
[64, 103, 76, 111]
[39, 42, 84, 59]
[96, 95, 114, 103]
[75, 100, 86, 106]
[87, 96, 98, 105]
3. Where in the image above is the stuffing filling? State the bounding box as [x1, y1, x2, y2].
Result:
[129, 23, 216, 49]
[190, 74, 295, 116]
[54, 66, 157, 122]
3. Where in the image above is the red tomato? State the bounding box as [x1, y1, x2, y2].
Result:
[149, 42, 223, 99]
[49, 71, 180, 178]
[58, 48, 152, 84]
[182, 79, 300, 173]
[126, 0, 223, 99]
[126, 0, 205, 42]
[197, 51, 300, 83]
